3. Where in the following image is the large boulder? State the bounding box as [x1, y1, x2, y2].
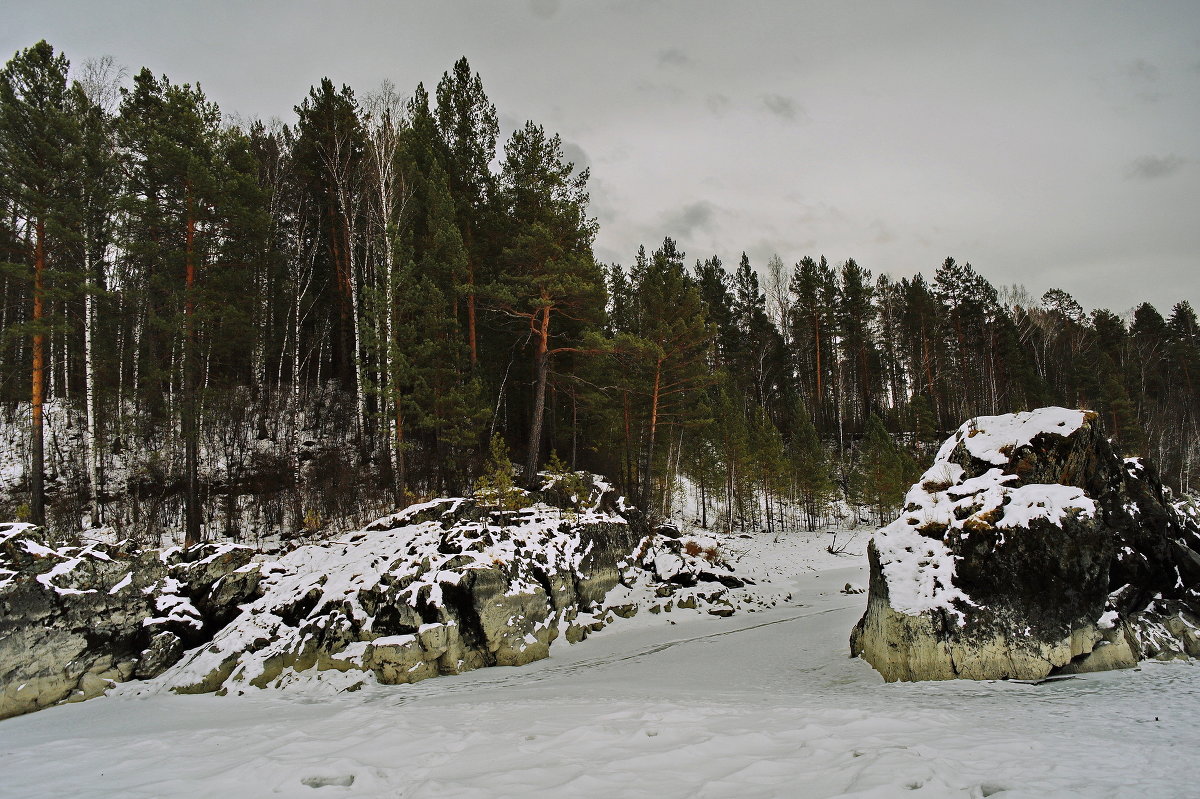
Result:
[0, 526, 259, 720]
[851, 407, 1200, 682]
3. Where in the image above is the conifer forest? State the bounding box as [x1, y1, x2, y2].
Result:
[1, 41, 1197, 544]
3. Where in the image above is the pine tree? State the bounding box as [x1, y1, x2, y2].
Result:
[788, 256, 837, 431]
[613, 238, 715, 510]
[0, 41, 82, 528]
[853, 413, 916, 526]
[293, 78, 368, 445]
[787, 398, 835, 531]
[837, 258, 876, 429]
[492, 121, 604, 484]
[435, 57, 499, 370]
[693, 255, 735, 366]
[117, 68, 245, 545]
[730, 252, 785, 409]
[474, 432, 528, 516]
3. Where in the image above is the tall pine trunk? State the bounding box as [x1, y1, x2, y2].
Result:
[467, 261, 478, 370]
[183, 190, 201, 547]
[640, 359, 663, 510]
[524, 304, 551, 485]
[30, 218, 46, 528]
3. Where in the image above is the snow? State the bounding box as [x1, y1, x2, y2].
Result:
[2, 527, 1198, 798]
[996, 483, 1096, 529]
[143, 495, 630, 694]
[34, 558, 98, 596]
[108, 572, 133, 595]
[937, 406, 1090, 465]
[142, 581, 203, 630]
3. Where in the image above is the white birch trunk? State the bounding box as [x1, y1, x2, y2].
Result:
[84, 252, 102, 527]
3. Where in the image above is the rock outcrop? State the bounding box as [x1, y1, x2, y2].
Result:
[152, 476, 748, 696]
[1, 474, 754, 718]
[851, 407, 1200, 682]
[0, 527, 259, 720]
[153, 480, 643, 695]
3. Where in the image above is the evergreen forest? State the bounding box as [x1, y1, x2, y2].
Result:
[2, 42, 1197, 543]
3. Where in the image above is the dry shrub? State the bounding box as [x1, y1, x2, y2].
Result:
[683, 540, 703, 558]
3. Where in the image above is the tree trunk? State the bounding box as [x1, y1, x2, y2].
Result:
[640, 359, 663, 510]
[343, 213, 369, 463]
[467, 262, 478, 369]
[183, 193, 201, 548]
[30, 218, 46, 528]
[524, 304, 551, 485]
[291, 267, 303, 516]
[814, 317, 823, 417]
[622, 390, 633, 497]
[84, 249, 102, 527]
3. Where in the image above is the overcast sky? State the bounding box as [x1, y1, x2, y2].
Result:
[5, 1, 1198, 314]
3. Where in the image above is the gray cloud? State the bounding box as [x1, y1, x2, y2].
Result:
[5, 1, 1198, 314]
[705, 93, 730, 116]
[1126, 154, 1187, 180]
[529, 0, 560, 19]
[657, 48, 690, 68]
[634, 79, 685, 102]
[560, 139, 591, 176]
[762, 93, 802, 121]
[870, 219, 896, 245]
[1125, 58, 1160, 82]
[660, 200, 717, 237]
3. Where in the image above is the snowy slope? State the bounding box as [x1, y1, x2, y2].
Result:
[2, 524, 1198, 798]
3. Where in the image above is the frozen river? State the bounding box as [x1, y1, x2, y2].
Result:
[2, 536, 1198, 798]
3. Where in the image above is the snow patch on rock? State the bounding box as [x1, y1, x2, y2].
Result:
[936, 406, 1089, 466]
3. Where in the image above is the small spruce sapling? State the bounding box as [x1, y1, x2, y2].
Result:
[544, 450, 589, 514]
[474, 434, 530, 518]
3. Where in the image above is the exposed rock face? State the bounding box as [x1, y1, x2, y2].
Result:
[0, 527, 259, 720]
[2, 474, 751, 718]
[152, 477, 655, 695]
[851, 407, 1200, 682]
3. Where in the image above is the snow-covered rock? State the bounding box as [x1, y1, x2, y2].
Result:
[150, 475, 750, 696]
[851, 407, 1200, 681]
[151, 487, 642, 695]
[1, 473, 771, 717]
[0, 526, 258, 720]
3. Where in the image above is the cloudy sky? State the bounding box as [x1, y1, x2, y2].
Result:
[5, 1, 1198, 313]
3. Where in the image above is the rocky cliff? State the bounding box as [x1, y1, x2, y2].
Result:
[2, 474, 742, 718]
[0, 528, 260, 719]
[851, 407, 1200, 681]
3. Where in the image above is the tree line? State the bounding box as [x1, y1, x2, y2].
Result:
[1, 41, 1196, 542]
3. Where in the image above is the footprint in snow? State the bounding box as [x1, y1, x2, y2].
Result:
[301, 774, 356, 789]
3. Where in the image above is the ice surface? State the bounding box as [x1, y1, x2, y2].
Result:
[2, 528, 1197, 798]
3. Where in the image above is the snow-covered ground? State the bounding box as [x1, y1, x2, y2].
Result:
[2, 526, 1199, 798]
